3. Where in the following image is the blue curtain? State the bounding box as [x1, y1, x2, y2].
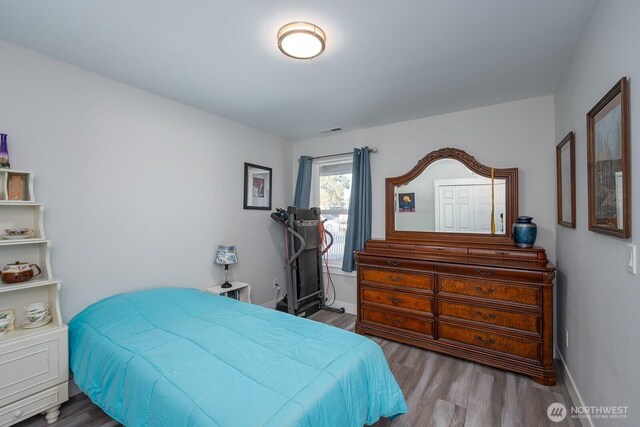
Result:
[342, 147, 372, 272]
[293, 156, 313, 208]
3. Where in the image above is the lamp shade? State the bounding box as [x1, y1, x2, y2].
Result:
[215, 245, 238, 265]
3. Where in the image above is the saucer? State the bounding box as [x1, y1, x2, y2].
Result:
[21, 315, 52, 329]
[2, 234, 33, 240]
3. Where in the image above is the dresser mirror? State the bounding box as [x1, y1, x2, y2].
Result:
[385, 148, 518, 244]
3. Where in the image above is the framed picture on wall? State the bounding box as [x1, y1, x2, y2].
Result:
[556, 131, 576, 228]
[243, 162, 272, 210]
[586, 77, 630, 238]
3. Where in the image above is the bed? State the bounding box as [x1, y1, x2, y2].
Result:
[68, 288, 407, 426]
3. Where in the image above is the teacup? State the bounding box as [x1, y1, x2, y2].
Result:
[23, 302, 49, 313]
[0, 315, 14, 332]
[26, 311, 48, 323]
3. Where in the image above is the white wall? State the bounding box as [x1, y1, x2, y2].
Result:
[0, 40, 291, 320]
[293, 95, 556, 306]
[554, 1, 640, 422]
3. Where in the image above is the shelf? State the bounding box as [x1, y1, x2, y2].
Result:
[0, 279, 60, 294]
[0, 322, 64, 345]
[0, 238, 46, 246]
[205, 281, 252, 303]
[0, 170, 34, 202]
[0, 240, 53, 283]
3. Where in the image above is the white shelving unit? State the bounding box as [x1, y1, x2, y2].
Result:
[0, 171, 68, 426]
[205, 281, 252, 303]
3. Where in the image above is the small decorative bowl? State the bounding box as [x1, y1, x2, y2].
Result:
[4, 228, 33, 236]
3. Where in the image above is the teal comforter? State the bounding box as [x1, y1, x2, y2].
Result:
[69, 288, 407, 426]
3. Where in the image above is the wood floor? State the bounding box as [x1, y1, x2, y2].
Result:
[16, 311, 577, 427]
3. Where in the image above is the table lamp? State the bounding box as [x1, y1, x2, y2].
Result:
[215, 245, 237, 288]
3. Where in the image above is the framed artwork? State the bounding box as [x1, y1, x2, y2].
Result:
[243, 162, 272, 210]
[587, 77, 630, 238]
[398, 192, 415, 212]
[556, 131, 576, 228]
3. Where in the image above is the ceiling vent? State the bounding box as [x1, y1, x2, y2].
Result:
[318, 127, 343, 135]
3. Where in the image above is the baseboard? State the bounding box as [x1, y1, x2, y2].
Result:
[261, 298, 277, 309]
[261, 298, 356, 315]
[555, 346, 594, 427]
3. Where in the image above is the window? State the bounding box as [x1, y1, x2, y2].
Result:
[310, 157, 352, 266]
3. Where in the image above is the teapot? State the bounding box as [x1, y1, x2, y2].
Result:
[1, 261, 42, 284]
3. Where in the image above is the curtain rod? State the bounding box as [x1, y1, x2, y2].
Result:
[309, 147, 378, 161]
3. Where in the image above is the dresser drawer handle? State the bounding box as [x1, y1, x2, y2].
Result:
[475, 268, 494, 276]
[13, 410, 23, 418]
[474, 286, 496, 295]
[386, 260, 401, 266]
[387, 295, 403, 304]
[386, 314, 403, 325]
[474, 335, 496, 345]
[388, 275, 403, 282]
[474, 311, 497, 320]
[495, 251, 511, 256]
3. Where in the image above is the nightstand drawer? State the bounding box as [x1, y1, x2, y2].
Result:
[0, 383, 68, 427]
[0, 328, 68, 408]
[362, 287, 433, 313]
[362, 269, 433, 291]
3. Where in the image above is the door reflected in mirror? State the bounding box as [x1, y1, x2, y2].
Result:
[394, 159, 506, 234]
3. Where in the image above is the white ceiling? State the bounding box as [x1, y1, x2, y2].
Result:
[0, 0, 598, 140]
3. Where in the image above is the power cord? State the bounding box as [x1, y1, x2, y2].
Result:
[318, 221, 337, 306]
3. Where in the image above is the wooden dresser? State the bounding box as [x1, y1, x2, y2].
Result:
[355, 240, 556, 385]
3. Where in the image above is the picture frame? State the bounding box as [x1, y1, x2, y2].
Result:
[397, 192, 416, 213]
[243, 162, 272, 210]
[587, 77, 630, 238]
[556, 131, 576, 228]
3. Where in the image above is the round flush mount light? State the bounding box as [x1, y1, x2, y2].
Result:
[277, 21, 326, 60]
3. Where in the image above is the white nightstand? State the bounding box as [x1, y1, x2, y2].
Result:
[205, 281, 251, 303]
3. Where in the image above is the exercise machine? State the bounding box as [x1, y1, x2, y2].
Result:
[270, 206, 345, 317]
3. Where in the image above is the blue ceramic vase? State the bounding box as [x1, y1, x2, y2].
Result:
[512, 216, 537, 248]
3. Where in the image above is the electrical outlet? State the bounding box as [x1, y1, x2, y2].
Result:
[565, 329, 569, 348]
[273, 278, 279, 288]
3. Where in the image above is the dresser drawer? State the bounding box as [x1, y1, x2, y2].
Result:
[0, 382, 68, 427]
[439, 276, 539, 306]
[438, 301, 540, 334]
[0, 328, 69, 408]
[362, 287, 433, 313]
[361, 307, 433, 336]
[362, 269, 434, 291]
[357, 254, 436, 273]
[438, 263, 542, 283]
[439, 323, 539, 360]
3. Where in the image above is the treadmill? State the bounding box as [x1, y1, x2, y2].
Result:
[270, 206, 345, 317]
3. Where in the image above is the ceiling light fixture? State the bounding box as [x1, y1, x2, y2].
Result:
[277, 21, 326, 60]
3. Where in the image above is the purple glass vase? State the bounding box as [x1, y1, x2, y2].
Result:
[0, 134, 9, 168]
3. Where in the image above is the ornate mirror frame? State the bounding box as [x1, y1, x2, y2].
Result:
[385, 147, 519, 245]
